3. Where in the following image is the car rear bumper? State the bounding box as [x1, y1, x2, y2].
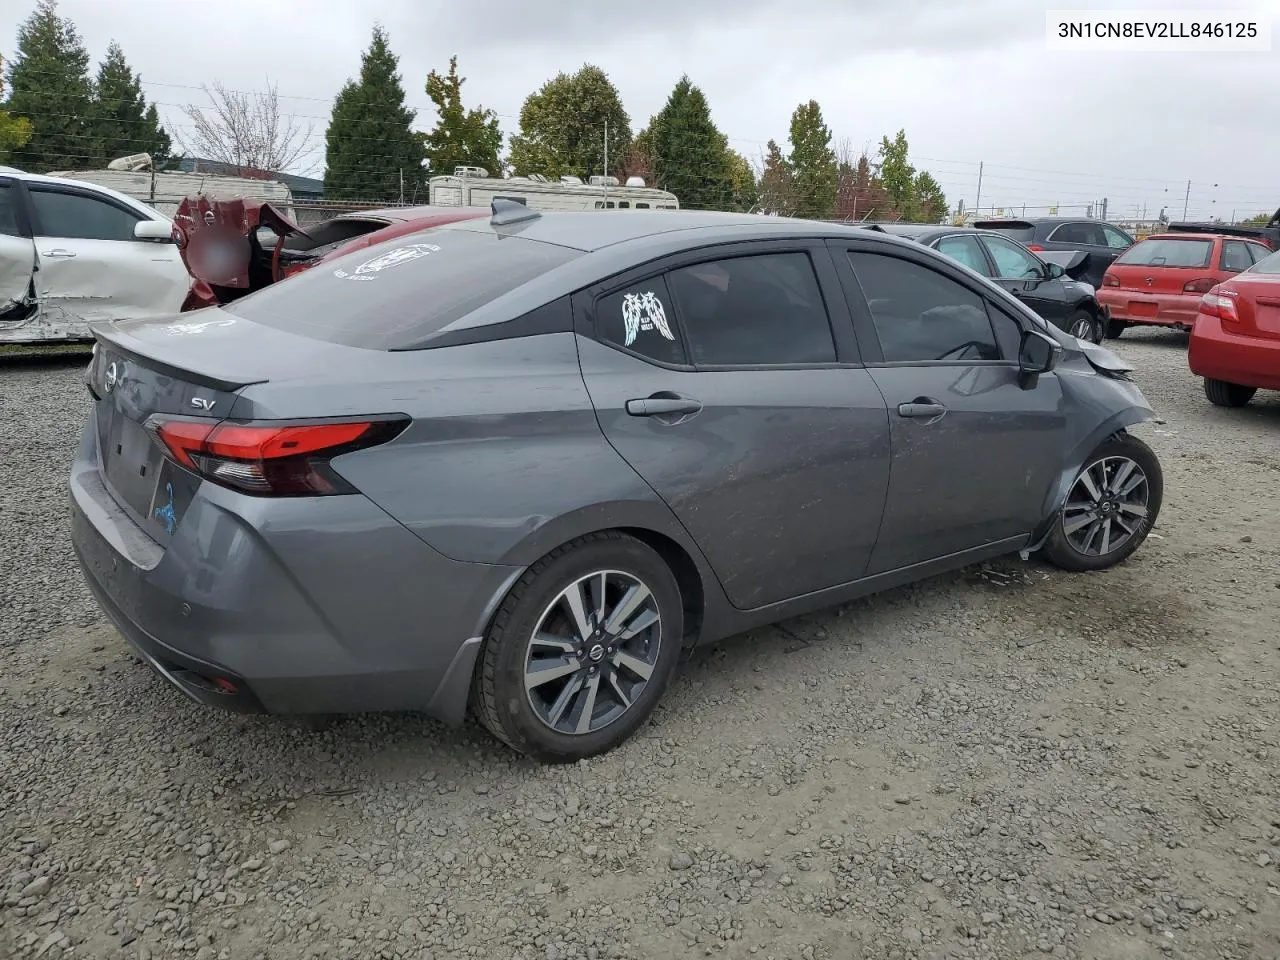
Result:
[1097, 289, 1200, 327]
[69, 417, 522, 722]
[1188, 315, 1280, 391]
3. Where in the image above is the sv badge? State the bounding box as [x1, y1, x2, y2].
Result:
[190, 397, 216, 411]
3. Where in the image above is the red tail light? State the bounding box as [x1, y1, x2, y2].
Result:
[1026, 244, 1045, 252]
[1183, 278, 1217, 294]
[1198, 292, 1239, 323]
[1102, 273, 1120, 287]
[149, 417, 407, 496]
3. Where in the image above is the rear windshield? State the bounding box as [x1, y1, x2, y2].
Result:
[1115, 238, 1212, 268]
[224, 227, 580, 349]
[1249, 250, 1280, 275]
[974, 222, 1035, 242]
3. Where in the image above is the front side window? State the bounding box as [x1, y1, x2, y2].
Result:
[1247, 242, 1272, 264]
[934, 234, 991, 276]
[30, 187, 141, 242]
[848, 251, 1000, 363]
[1221, 241, 1254, 273]
[595, 276, 687, 366]
[667, 252, 836, 366]
[982, 235, 1046, 280]
[1101, 224, 1133, 249]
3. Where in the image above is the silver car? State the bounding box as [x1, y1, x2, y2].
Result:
[70, 204, 1164, 762]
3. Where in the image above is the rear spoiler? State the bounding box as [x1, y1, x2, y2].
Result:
[1167, 211, 1280, 246]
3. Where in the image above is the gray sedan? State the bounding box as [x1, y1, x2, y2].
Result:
[70, 204, 1164, 762]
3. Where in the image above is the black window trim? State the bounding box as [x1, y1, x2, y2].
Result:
[574, 238, 863, 372]
[831, 236, 1032, 368]
[26, 181, 148, 240]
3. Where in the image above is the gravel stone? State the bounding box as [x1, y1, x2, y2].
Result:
[2, 335, 1279, 959]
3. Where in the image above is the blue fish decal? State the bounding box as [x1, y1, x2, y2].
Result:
[154, 482, 177, 536]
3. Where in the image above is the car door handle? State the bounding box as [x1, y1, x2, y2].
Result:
[41, 248, 76, 259]
[897, 399, 947, 419]
[626, 396, 703, 417]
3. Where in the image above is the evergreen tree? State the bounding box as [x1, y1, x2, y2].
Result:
[92, 41, 171, 166]
[508, 65, 631, 181]
[648, 76, 732, 211]
[757, 139, 794, 216]
[875, 129, 916, 216]
[912, 170, 948, 223]
[4, 0, 94, 172]
[421, 55, 502, 176]
[724, 147, 759, 213]
[787, 100, 837, 220]
[324, 25, 425, 202]
[0, 59, 34, 162]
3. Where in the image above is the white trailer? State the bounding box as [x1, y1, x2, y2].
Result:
[429, 168, 678, 213]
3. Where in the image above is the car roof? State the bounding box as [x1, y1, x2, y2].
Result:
[0, 167, 170, 222]
[442, 209, 872, 252]
[860, 222, 950, 240]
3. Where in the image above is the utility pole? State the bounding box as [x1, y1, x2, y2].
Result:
[975, 161, 983, 215]
[603, 120, 609, 208]
[1182, 179, 1191, 220]
[1100, 197, 1108, 221]
[398, 168, 404, 205]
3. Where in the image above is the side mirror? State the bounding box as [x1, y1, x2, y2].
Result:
[1045, 261, 1065, 280]
[134, 220, 173, 242]
[1018, 329, 1060, 386]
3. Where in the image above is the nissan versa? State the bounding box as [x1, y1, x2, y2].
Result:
[70, 204, 1165, 762]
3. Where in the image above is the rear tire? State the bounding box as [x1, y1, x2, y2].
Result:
[472, 532, 684, 763]
[1203, 378, 1256, 407]
[1042, 434, 1163, 573]
[1104, 318, 1127, 340]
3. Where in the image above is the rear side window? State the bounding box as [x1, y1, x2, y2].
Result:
[974, 221, 1036, 243]
[0, 182, 21, 237]
[1249, 250, 1280, 275]
[1115, 238, 1212, 268]
[667, 252, 836, 366]
[1050, 222, 1104, 246]
[848, 251, 1000, 363]
[1247, 242, 1272, 264]
[596, 276, 687, 366]
[1221, 241, 1254, 273]
[225, 228, 580, 349]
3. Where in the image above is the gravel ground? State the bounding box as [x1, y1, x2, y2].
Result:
[2, 331, 1279, 960]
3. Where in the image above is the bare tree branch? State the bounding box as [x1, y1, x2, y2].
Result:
[177, 80, 312, 174]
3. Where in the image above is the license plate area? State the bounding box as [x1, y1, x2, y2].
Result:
[101, 412, 164, 517]
[1128, 300, 1159, 318]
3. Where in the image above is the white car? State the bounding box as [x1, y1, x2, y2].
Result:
[0, 166, 190, 344]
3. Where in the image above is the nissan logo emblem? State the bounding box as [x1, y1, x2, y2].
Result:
[103, 360, 122, 393]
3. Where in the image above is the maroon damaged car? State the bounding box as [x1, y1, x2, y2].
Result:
[173, 199, 489, 310]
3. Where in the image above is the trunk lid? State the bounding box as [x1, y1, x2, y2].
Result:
[87, 312, 360, 538]
[174, 197, 309, 302]
[1219, 274, 1280, 341]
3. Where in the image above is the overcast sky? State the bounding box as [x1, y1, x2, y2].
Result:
[15, 0, 1280, 221]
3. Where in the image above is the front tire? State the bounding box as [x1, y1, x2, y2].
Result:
[1068, 310, 1101, 343]
[472, 532, 684, 763]
[1203, 378, 1256, 408]
[1104, 318, 1127, 340]
[1042, 434, 1163, 573]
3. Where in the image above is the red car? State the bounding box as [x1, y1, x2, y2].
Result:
[1098, 232, 1273, 338]
[174, 198, 489, 311]
[1188, 247, 1280, 407]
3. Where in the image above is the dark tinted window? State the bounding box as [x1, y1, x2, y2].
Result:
[0, 183, 21, 237]
[667, 252, 836, 366]
[848, 252, 999, 362]
[1050, 222, 1105, 246]
[934, 234, 991, 276]
[1221, 241, 1254, 272]
[30, 187, 140, 241]
[1247, 242, 1271, 264]
[226, 228, 581, 350]
[1101, 224, 1133, 249]
[595, 275, 686, 365]
[974, 221, 1036, 242]
[986, 301, 1025, 360]
[1116, 238, 1212, 268]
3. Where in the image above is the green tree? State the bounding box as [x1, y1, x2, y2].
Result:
[725, 147, 758, 213]
[0, 59, 34, 162]
[421, 55, 502, 177]
[508, 65, 631, 181]
[757, 139, 794, 216]
[4, 0, 94, 172]
[648, 75, 732, 211]
[1243, 211, 1274, 226]
[912, 170, 948, 223]
[91, 41, 171, 166]
[875, 128, 915, 216]
[324, 25, 425, 202]
[787, 100, 837, 219]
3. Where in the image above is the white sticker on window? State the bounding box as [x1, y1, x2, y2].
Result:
[334, 243, 441, 281]
[622, 291, 674, 346]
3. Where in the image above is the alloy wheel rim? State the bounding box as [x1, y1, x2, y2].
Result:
[1062, 455, 1150, 557]
[524, 570, 662, 736]
[1070, 317, 1094, 340]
